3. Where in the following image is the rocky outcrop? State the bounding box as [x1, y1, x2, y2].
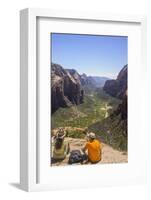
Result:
[103, 65, 127, 99]
[66, 69, 81, 85]
[51, 63, 84, 113]
[111, 90, 127, 136]
[114, 91, 127, 121]
[51, 137, 128, 166]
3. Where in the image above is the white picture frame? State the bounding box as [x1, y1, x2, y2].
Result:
[20, 8, 147, 192]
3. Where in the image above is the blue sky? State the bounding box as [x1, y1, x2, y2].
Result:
[51, 33, 128, 79]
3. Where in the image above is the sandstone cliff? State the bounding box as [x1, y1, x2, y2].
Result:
[103, 65, 127, 99]
[51, 63, 84, 113]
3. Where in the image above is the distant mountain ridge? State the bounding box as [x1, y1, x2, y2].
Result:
[66, 69, 110, 88]
[85, 76, 110, 88]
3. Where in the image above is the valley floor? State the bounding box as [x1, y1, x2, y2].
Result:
[51, 137, 128, 167]
[52, 89, 121, 129]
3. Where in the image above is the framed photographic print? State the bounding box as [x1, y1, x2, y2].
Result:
[20, 8, 147, 191]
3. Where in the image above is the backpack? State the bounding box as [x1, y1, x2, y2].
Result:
[68, 150, 87, 164]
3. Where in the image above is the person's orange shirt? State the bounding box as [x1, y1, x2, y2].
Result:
[85, 139, 102, 162]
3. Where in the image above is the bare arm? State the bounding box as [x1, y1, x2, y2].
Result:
[65, 142, 70, 155]
[82, 144, 87, 153]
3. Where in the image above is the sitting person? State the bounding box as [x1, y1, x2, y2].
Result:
[82, 132, 102, 164]
[52, 128, 70, 161]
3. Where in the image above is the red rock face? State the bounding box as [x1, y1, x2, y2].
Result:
[51, 63, 84, 113]
[103, 65, 127, 99]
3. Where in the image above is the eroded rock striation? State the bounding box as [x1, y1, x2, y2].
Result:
[103, 65, 127, 99]
[51, 63, 84, 113]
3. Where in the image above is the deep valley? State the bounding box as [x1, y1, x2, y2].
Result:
[51, 63, 128, 151]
